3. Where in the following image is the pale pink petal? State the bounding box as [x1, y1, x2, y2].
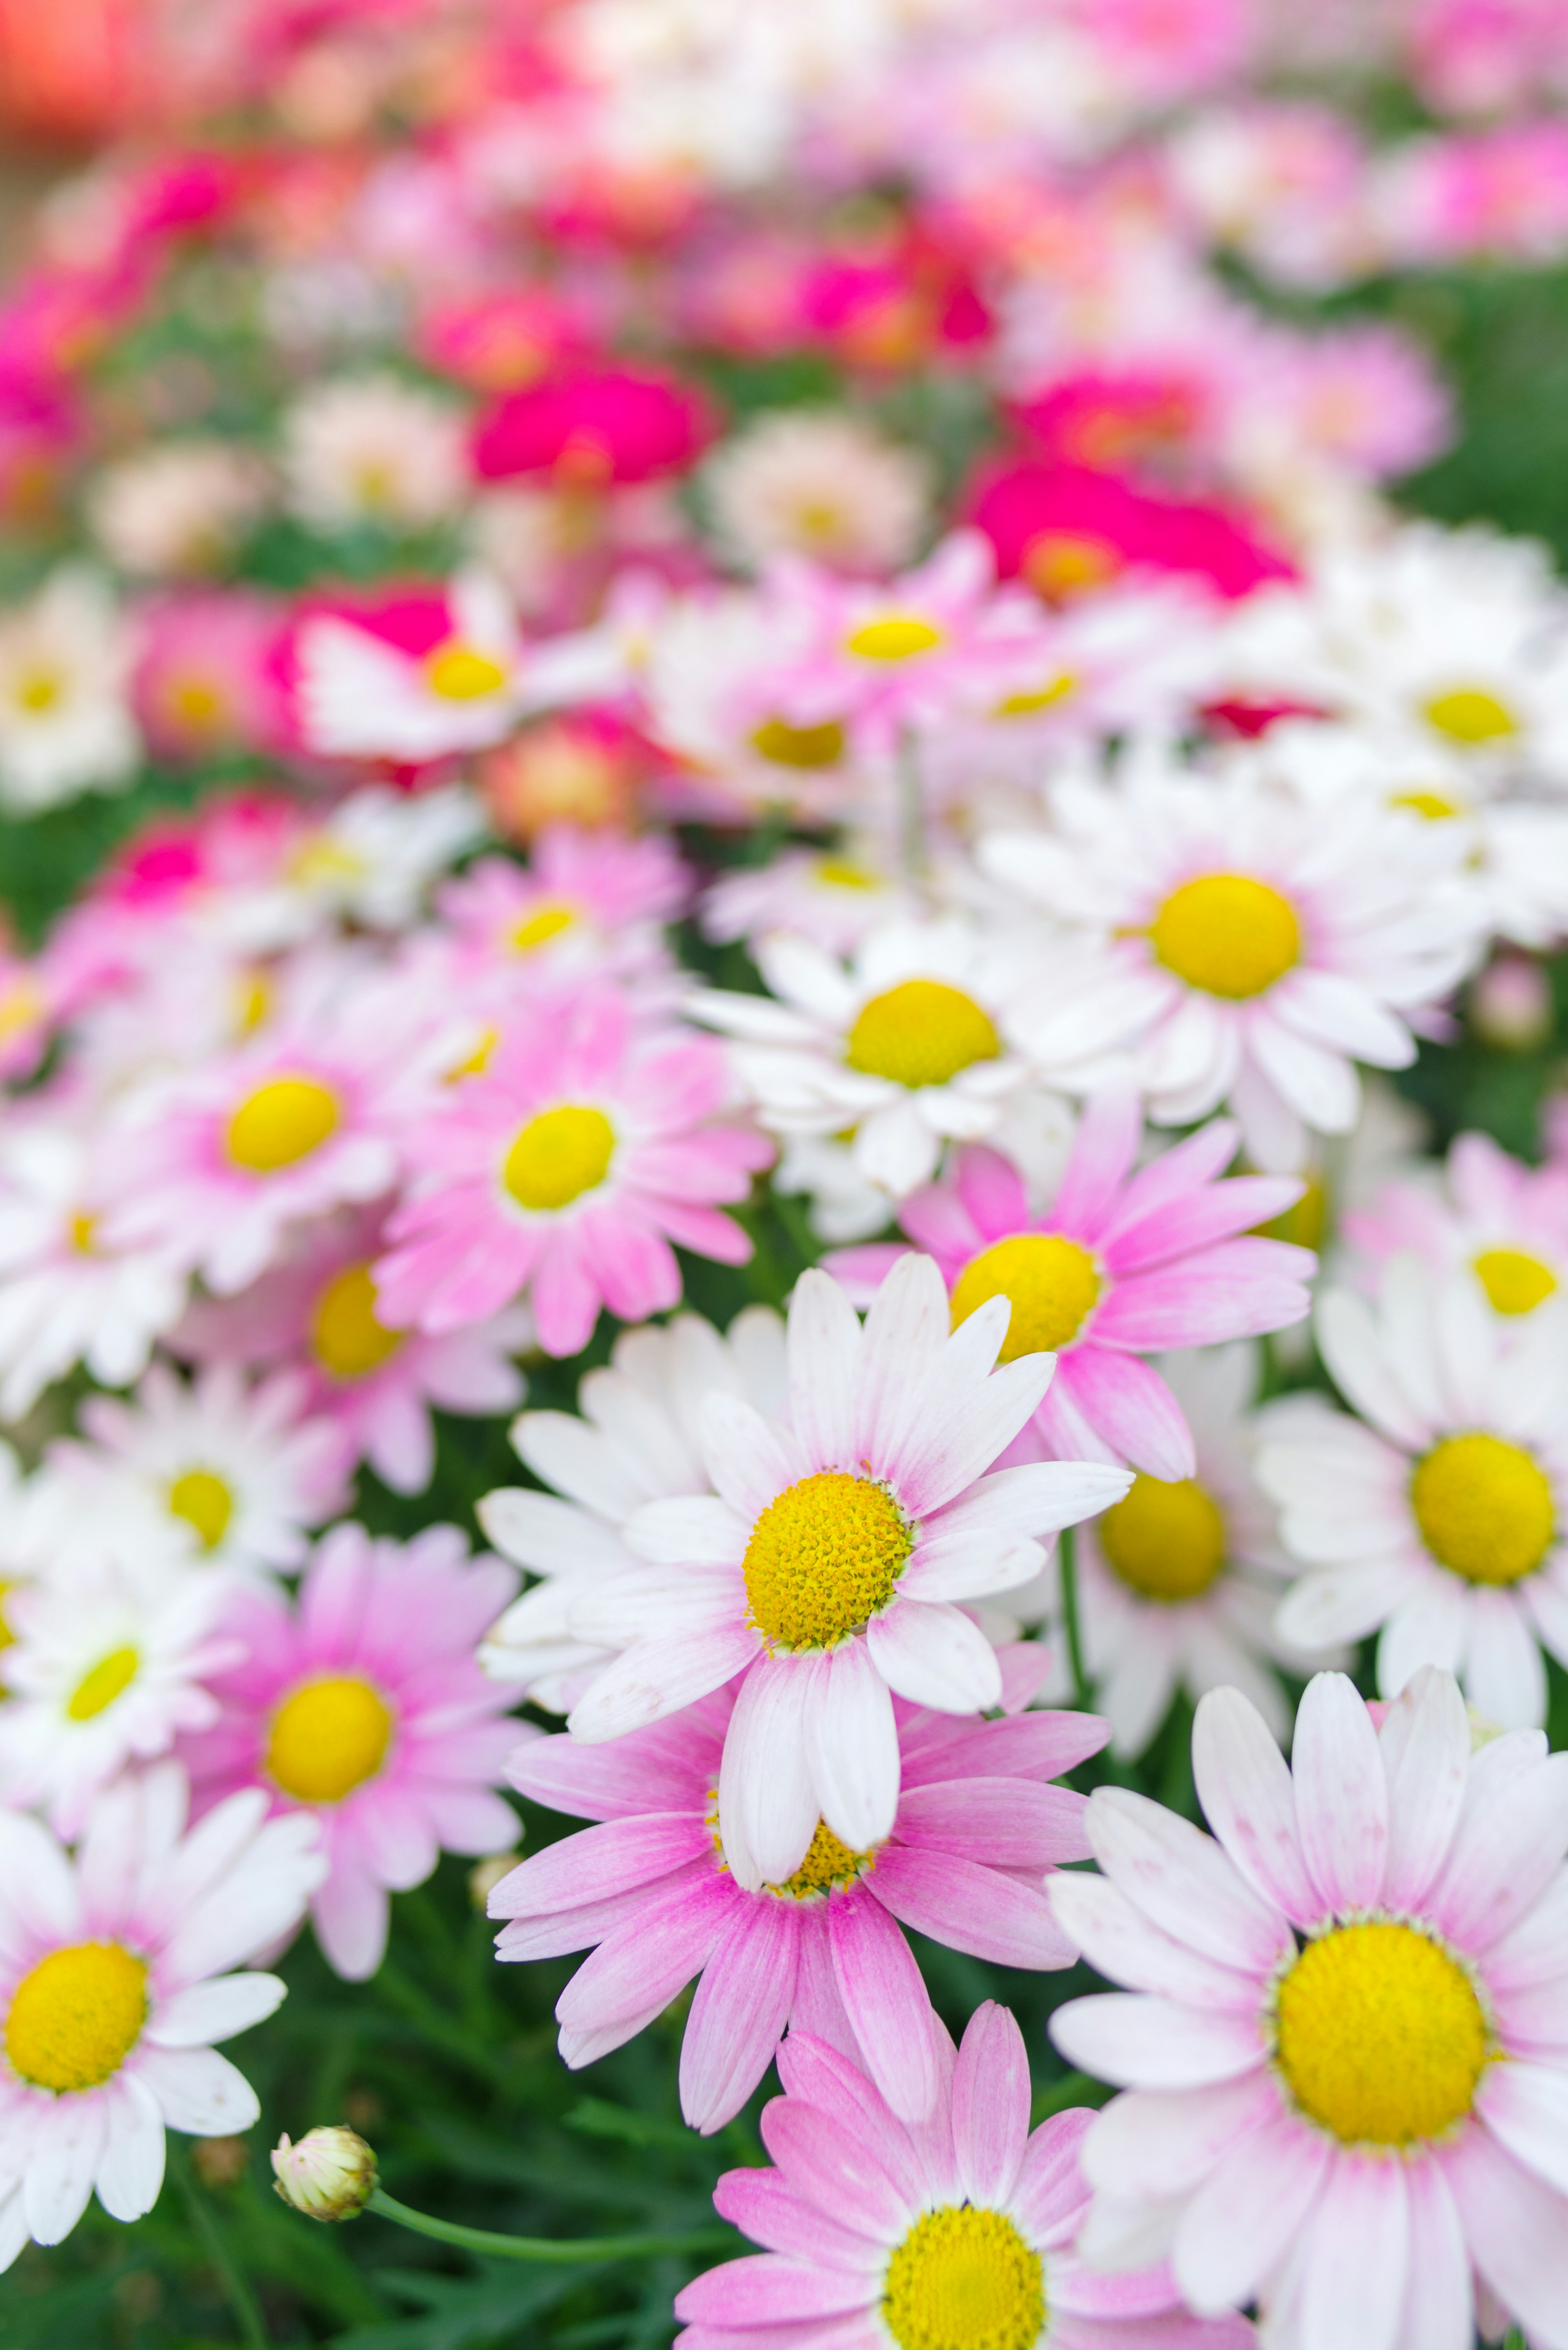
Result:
[1475, 2060, 1568, 2197]
[1443, 2127, 1568, 2349]
[567, 1622, 760, 1743]
[679, 1901, 800, 2134]
[1048, 1876, 1262, 2011]
[1429, 1750, 1568, 1951]
[866, 1599, 1001, 1715]
[94, 2076, 166, 2224]
[871, 1846, 1077, 1971]
[1049, 1994, 1266, 2091]
[853, 1252, 951, 1475]
[1193, 1686, 1317, 1935]
[719, 1656, 818, 1891]
[1080, 2076, 1280, 2205]
[1172, 2107, 1332, 2315]
[808, 1637, 901, 1851]
[1378, 1665, 1470, 1913]
[1087, 1784, 1294, 1970]
[22, 2096, 105, 2245]
[829, 1891, 940, 2123]
[951, 2001, 1029, 2207]
[1399, 2157, 1473, 2350]
[787, 1269, 862, 1470]
[1291, 1671, 1388, 1914]
[311, 1865, 388, 1982]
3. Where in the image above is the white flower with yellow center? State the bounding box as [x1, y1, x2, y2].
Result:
[0, 569, 139, 814]
[479, 1304, 786, 1712]
[699, 845, 911, 956]
[562, 1254, 1128, 1887]
[981, 749, 1481, 1171]
[281, 372, 470, 533]
[699, 408, 934, 575]
[690, 915, 1107, 1211]
[1342, 1126, 1568, 1336]
[0, 1550, 240, 1836]
[1259, 1257, 1568, 1729]
[222, 785, 486, 952]
[0, 1766, 323, 2268]
[87, 441, 271, 579]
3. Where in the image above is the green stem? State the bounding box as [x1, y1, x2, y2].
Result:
[175, 2147, 269, 2350]
[1058, 1524, 1091, 1711]
[365, 2188, 731, 2265]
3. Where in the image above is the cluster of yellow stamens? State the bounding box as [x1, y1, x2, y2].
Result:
[226, 1075, 341, 1174]
[1409, 1431, 1555, 1585]
[1149, 873, 1302, 1000]
[266, 1676, 395, 1804]
[169, 1466, 236, 1551]
[503, 1105, 615, 1212]
[1473, 1246, 1558, 1316]
[5, 1942, 149, 2093]
[948, 1235, 1099, 1359]
[67, 1646, 140, 1722]
[1274, 1919, 1491, 2147]
[1097, 1475, 1227, 1603]
[311, 1264, 405, 1380]
[882, 2205, 1045, 2350]
[846, 981, 1000, 1091]
[743, 1470, 913, 1650]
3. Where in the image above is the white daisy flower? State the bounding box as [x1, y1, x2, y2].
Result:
[690, 914, 1111, 1209]
[0, 569, 139, 814]
[1259, 1257, 1568, 1729]
[0, 1552, 240, 1836]
[281, 372, 470, 533]
[51, 1362, 350, 1580]
[699, 845, 912, 956]
[699, 408, 933, 575]
[980, 744, 1482, 1171]
[295, 569, 624, 763]
[562, 1254, 1128, 1886]
[222, 784, 486, 952]
[479, 1304, 786, 1710]
[87, 441, 271, 579]
[0, 1766, 323, 2266]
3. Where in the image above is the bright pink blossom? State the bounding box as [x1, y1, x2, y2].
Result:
[969, 458, 1295, 604]
[471, 364, 715, 487]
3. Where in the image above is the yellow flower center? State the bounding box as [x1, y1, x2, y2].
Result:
[1424, 688, 1517, 745]
[0, 977, 42, 1044]
[170, 674, 226, 729]
[846, 980, 1001, 1090]
[1022, 530, 1120, 600]
[1098, 1475, 1227, 1602]
[267, 1676, 394, 1804]
[948, 1235, 1099, 1360]
[1253, 1173, 1327, 1251]
[815, 858, 878, 890]
[770, 1816, 876, 1900]
[5, 1942, 149, 2093]
[233, 970, 273, 1035]
[508, 902, 577, 952]
[312, 1264, 405, 1380]
[1389, 788, 1462, 821]
[226, 1076, 341, 1174]
[66, 1645, 140, 1722]
[749, 716, 846, 769]
[1474, 1246, 1558, 1317]
[502, 1105, 615, 1212]
[1275, 1920, 1490, 2147]
[13, 665, 64, 716]
[845, 615, 944, 662]
[426, 642, 509, 701]
[69, 1211, 97, 1253]
[1150, 874, 1302, 1000]
[1409, 1433, 1555, 1585]
[0, 1580, 16, 1653]
[883, 2205, 1045, 2350]
[994, 672, 1076, 718]
[168, 1468, 235, 1552]
[286, 837, 368, 891]
[743, 1471, 913, 1652]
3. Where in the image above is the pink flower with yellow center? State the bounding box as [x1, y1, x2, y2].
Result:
[436, 827, 689, 988]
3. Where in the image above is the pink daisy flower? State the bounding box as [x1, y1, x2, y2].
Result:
[561, 1254, 1129, 1884]
[181, 1523, 521, 1980]
[674, 2011, 1252, 2350]
[436, 827, 690, 986]
[1343, 1126, 1568, 1327]
[1050, 1667, 1568, 2350]
[491, 1674, 1103, 2131]
[0, 1764, 324, 2267]
[173, 1205, 530, 1497]
[826, 1094, 1313, 1480]
[374, 985, 771, 1357]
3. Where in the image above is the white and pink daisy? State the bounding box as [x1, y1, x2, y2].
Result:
[1051, 1667, 1568, 2350]
[281, 372, 470, 535]
[479, 1304, 787, 1713]
[1342, 1127, 1568, 1331]
[980, 747, 1481, 1171]
[436, 827, 689, 988]
[699, 409, 934, 576]
[0, 1766, 324, 2267]
[699, 848, 912, 959]
[494, 1681, 1101, 2131]
[826, 1095, 1312, 1480]
[182, 1523, 520, 1981]
[175, 1207, 530, 1499]
[87, 440, 271, 580]
[1259, 1259, 1568, 1730]
[0, 568, 140, 816]
[675, 2011, 1251, 2350]
[374, 985, 771, 1358]
[218, 783, 485, 953]
[560, 1253, 1129, 1882]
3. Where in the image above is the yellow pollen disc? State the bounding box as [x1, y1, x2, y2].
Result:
[1424, 687, 1517, 745]
[1098, 1476, 1226, 1603]
[503, 1105, 615, 1212]
[1253, 1173, 1327, 1251]
[1150, 874, 1302, 1000]
[267, 1676, 394, 1804]
[233, 970, 273, 1035]
[226, 1076, 341, 1174]
[170, 675, 225, 728]
[949, 1235, 1099, 1360]
[0, 979, 42, 1044]
[844, 615, 944, 662]
[846, 980, 1000, 1090]
[743, 1471, 912, 1651]
[312, 1264, 404, 1380]
[5, 1942, 149, 2093]
[767, 1817, 876, 1901]
[168, 1468, 235, 1552]
[748, 716, 847, 770]
[1474, 1246, 1558, 1317]
[1022, 530, 1120, 600]
[509, 902, 577, 952]
[426, 642, 509, 701]
[66, 1645, 140, 1722]
[1275, 1920, 1489, 2147]
[68, 1211, 97, 1254]
[1389, 788, 1462, 821]
[446, 1024, 499, 1083]
[815, 858, 877, 890]
[995, 673, 1076, 717]
[883, 2205, 1045, 2350]
[13, 666, 63, 715]
[1410, 1433, 1555, 1585]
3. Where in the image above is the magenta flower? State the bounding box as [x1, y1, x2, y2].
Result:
[674, 2011, 1252, 2350]
[375, 985, 772, 1356]
[182, 1523, 521, 1980]
[827, 1092, 1313, 1480]
[492, 1675, 1105, 2131]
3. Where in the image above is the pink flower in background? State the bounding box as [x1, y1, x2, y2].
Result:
[131, 591, 287, 766]
[828, 1094, 1313, 1479]
[1344, 1126, 1568, 1320]
[183, 1523, 521, 1980]
[375, 985, 770, 1354]
[675, 2011, 1252, 2350]
[471, 364, 716, 487]
[492, 1676, 1102, 2131]
[437, 826, 689, 986]
[417, 290, 588, 393]
[968, 458, 1295, 604]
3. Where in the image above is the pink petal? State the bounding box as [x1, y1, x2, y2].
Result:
[1444, 2125, 1568, 2350]
[1048, 1088, 1143, 1240]
[555, 1872, 734, 2036]
[713, 2167, 883, 2266]
[1172, 2107, 1332, 2314]
[1057, 1347, 1195, 1480]
[871, 1845, 1076, 1970]
[1192, 1686, 1320, 1927]
[955, 1145, 1029, 1239]
[758, 2098, 911, 2239]
[1049, 1993, 1266, 2091]
[1378, 1665, 1470, 1913]
[679, 1900, 800, 2134]
[1291, 1671, 1388, 1915]
[829, 1889, 941, 2124]
[951, 2001, 1029, 2206]
[1087, 1785, 1293, 1972]
[674, 2252, 871, 2328]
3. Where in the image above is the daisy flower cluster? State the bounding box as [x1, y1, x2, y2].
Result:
[0, 0, 1565, 2342]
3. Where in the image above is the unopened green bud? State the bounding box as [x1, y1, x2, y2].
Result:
[271, 2126, 378, 2222]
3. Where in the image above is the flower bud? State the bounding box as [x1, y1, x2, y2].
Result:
[1471, 952, 1552, 1053]
[271, 2126, 378, 2222]
[469, 1852, 521, 1909]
